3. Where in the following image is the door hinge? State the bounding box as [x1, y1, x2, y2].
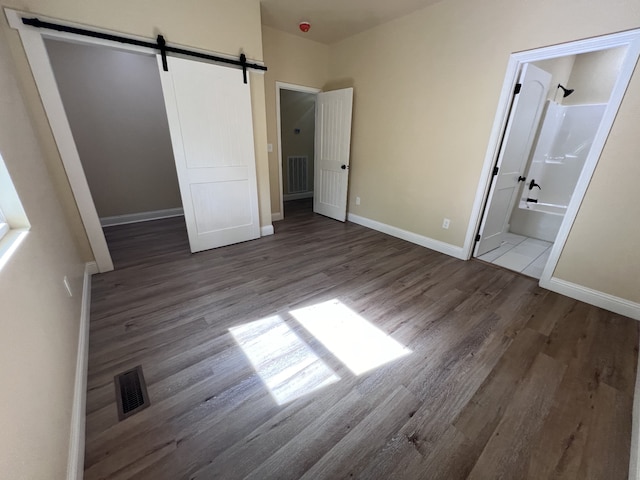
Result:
[514, 83, 522, 94]
[493, 166, 499, 176]
[475, 234, 481, 242]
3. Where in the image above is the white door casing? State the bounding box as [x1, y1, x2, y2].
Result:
[158, 56, 260, 252]
[474, 64, 552, 256]
[314, 88, 354, 222]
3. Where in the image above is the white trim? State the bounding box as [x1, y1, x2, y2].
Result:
[100, 208, 184, 227]
[66, 261, 96, 480]
[261, 225, 274, 236]
[275, 82, 321, 222]
[465, 29, 640, 300]
[630, 352, 640, 480]
[540, 33, 640, 285]
[8, 10, 114, 272]
[540, 276, 640, 321]
[283, 191, 313, 201]
[463, 55, 520, 261]
[271, 212, 283, 222]
[0, 221, 9, 241]
[348, 213, 466, 260]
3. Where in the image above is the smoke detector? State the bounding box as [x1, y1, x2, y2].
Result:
[299, 21, 311, 33]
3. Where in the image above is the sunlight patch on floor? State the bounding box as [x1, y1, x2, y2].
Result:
[229, 315, 340, 405]
[290, 299, 412, 375]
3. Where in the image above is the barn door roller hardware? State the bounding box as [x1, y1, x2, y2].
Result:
[21, 17, 266, 83]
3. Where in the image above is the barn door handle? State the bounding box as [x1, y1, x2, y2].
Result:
[341, 165, 349, 170]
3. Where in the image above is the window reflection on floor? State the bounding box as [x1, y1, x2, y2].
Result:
[229, 315, 340, 405]
[291, 299, 412, 376]
[230, 300, 411, 405]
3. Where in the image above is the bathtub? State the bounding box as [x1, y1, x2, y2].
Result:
[510, 202, 565, 242]
[520, 201, 567, 216]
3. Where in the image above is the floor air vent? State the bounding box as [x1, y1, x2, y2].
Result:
[114, 365, 150, 420]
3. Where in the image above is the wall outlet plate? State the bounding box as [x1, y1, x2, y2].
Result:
[442, 218, 450, 229]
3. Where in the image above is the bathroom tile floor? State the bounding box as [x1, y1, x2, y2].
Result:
[477, 232, 552, 279]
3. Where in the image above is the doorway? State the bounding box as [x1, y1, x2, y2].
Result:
[44, 38, 184, 232]
[279, 88, 317, 216]
[276, 83, 321, 219]
[275, 83, 354, 223]
[467, 29, 640, 286]
[476, 46, 627, 278]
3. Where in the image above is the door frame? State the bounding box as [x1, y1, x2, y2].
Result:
[464, 29, 640, 288]
[6, 8, 264, 272]
[274, 82, 321, 221]
[474, 63, 552, 257]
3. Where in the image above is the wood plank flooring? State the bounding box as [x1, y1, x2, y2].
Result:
[86, 199, 639, 479]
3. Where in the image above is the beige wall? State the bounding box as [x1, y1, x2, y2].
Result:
[45, 39, 182, 218]
[0, 0, 269, 478]
[0, 27, 85, 480]
[565, 46, 627, 105]
[328, 0, 640, 303]
[262, 25, 329, 216]
[532, 55, 576, 101]
[280, 89, 316, 195]
[554, 67, 640, 302]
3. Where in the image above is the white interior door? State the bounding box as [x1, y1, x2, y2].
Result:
[158, 56, 260, 253]
[475, 64, 552, 256]
[314, 88, 354, 221]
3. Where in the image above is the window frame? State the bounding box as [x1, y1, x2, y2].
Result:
[0, 207, 9, 241]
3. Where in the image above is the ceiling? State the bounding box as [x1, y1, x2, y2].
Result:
[260, 0, 443, 45]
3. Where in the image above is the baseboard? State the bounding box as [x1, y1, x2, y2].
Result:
[85, 261, 98, 276]
[261, 225, 274, 236]
[631, 353, 640, 480]
[540, 276, 640, 321]
[272, 212, 283, 222]
[347, 213, 466, 260]
[67, 261, 95, 480]
[283, 192, 313, 201]
[100, 208, 184, 227]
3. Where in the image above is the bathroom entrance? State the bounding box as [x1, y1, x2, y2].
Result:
[473, 42, 632, 279]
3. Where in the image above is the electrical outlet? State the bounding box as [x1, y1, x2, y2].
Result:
[63, 276, 73, 297]
[267, 143, 273, 153]
[356, 196, 361, 205]
[442, 218, 450, 229]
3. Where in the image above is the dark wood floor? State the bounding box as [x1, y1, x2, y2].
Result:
[85, 199, 638, 479]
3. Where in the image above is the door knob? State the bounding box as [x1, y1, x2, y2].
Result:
[341, 165, 349, 170]
[518, 176, 526, 182]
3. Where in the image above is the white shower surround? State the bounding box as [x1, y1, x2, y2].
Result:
[510, 101, 606, 242]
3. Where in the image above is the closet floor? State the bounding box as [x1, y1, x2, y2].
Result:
[477, 233, 552, 279]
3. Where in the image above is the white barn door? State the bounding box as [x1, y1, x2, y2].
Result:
[158, 56, 260, 252]
[314, 88, 354, 221]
